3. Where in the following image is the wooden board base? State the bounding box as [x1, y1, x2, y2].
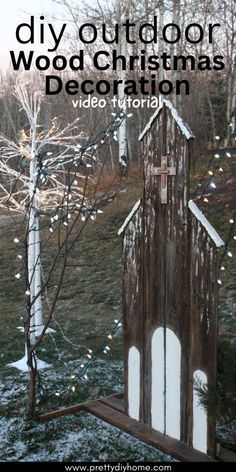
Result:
[39, 393, 235, 462]
[83, 399, 216, 462]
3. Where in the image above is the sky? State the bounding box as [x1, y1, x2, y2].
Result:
[0, 0, 68, 67]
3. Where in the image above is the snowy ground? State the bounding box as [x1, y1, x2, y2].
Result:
[0, 178, 235, 461]
[0, 359, 175, 462]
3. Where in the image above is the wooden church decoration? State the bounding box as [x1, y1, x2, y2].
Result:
[119, 99, 224, 458]
[40, 100, 235, 462]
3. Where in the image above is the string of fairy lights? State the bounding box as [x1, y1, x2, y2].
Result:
[1, 84, 235, 398]
[53, 127, 236, 398]
[191, 120, 236, 287]
[0, 84, 129, 396]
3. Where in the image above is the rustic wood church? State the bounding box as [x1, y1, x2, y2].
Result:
[118, 99, 224, 457]
[40, 98, 230, 461]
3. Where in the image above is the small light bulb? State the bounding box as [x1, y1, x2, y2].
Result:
[215, 135, 220, 140]
[71, 386, 76, 392]
[217, 279, 222, 285]
[103, 349, 107, 354]
[229, 219, 234, 224]
[118, 322, 122, 327]
[84, 374, 88, 380]
[220, 266, 225, 271]
[214, 154, 220, 159]
[208, 171, 213, 176]
[234, 236, 236, 240]
[74, 179, 78, 185]
[80, 364, 84, 368]
[105, 346, 110, 351]
[49, 227, 53, 233]
[88, 349, 93, 354]
[55, 392, 60, 397]
[71, 375, 76, 379]
[25, 290, 30, 296]
[227, 251, 233, 258]
[63, 221, 68, 227]
[219, 167, 223, 172]
[114, 319, 118, 323]
[108, 334, 112, 340]
[14, 238, 20, 244]
[203, 198, 209, 203]
[17, 255, 23, 260]
[210, 183, 216, 189]
[15, 273, 21, 279]
[226, 152, 231, 157]
[87, 354, 92, 359]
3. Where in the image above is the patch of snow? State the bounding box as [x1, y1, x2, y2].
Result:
[17, 325, 56, 336]
[163, 100, 194, 140]
[188, 200, 224, 248]
[118, 199, 141, 236]
[8, 355, 51, 372]
[139, 101, 163, 141]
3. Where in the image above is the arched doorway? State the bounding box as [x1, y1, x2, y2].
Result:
[151, 327, 181, 440]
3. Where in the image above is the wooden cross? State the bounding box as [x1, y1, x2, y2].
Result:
[152, 156, 176, 204]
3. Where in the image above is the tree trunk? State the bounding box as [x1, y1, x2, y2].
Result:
[116, 0, 129, 172]
[34, 216, 43, 336]
[27, 99, 38, 416]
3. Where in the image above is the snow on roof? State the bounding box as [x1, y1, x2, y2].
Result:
[188, 200, 224, 248]
[118, 199, 141, 236]
[139, 101, 163, 142]
[139, 99, 195, 142]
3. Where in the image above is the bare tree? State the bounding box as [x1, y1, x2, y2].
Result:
[0, 79, 124, 416]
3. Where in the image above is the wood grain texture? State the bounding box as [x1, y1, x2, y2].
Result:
[122, 101, 220, 458]
[84, 400, 217, 462]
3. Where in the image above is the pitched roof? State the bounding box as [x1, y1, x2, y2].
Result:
[118, 199, 141, 236]
[188, 200, 224, 247]
[139, 99, 195, 142]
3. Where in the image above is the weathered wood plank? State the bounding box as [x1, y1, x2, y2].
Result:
[39, 401, 89, 421]
[39, 392, 235, 462]
[39, 392, 124, 422]
[99, 396, 125, 413]
[84, 400, 217, 462]
[123, 203, 144, 421]
[189, 215, 219, 454]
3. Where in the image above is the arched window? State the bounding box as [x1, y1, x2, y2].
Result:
[128, 346, 140, 421]
[193, 370, 208, 453]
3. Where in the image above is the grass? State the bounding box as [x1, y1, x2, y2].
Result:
[0, 167, 235, 460]
[0, 175, 175, 462]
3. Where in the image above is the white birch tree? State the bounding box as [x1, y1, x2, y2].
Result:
[0, 79, 124, 415]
